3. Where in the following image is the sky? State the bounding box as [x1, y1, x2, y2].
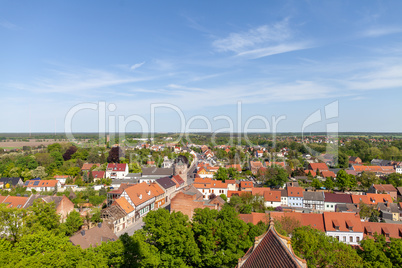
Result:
[1, 0, 402, 134]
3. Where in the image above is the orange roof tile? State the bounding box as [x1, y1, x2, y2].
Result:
[287, 187, 303, 197]
[124, 182, 155, 206]
[351, 195, 371, 205]
[323, 212, 363, 232]
[308, 163, 329, 171]
[2, 196, 29, 208]
[366, 193, 393, 204]
[113, 197, 134, 213]
[25, 180, 58, 187]
[362, 222, 402, 240]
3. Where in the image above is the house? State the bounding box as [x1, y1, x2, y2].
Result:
[120, 182, 156, 222]
[81, 163, 100, 172]
[112, 196, 135, 231]
[106, 183, 135, 206]
[349, 156, 362, 166]
[101, 204, 128, 233]
[324, 192, 352, 212]
[226, 180, 238, 191]
[280, 189, 288, 206]
[366, 193, 393, 205]
[0, 195, 29, 208]
[371, 159, 392, 166]
[0, 177, 23, 189]
[105, 163, 129, 179]
[155, 176, 177, 203]
[396, 165, 402, 174]
[377, 202, 400, 221]
[24, 179, 61, 192]
[250, 161, 263, 175]
[307, 163, 329, 172]
[23, 194, 75, 222]
[287, 187, 303, 208]
[255, 150, 264, 158]
[193, 177, 227, 200]
[303, 191, 325, 211]
[140, 167, 174, 183]
[240, 181, 253, 191]
[368, 184, 397, 200]
[352, 165, 395, 176]
[351, 195, 371, 207]
[171, 185, 225, 219]
[150, 182, 166, 209]
[320, 154, 335, 167]
[320, 170, 336, 178]
[210, 180, 228, 197]
[91, 171, 105, 181]
[236, 220, 307, 268]
[53, 175, 69, 185]
[263, 190, 282, 208]
[171, 175, 185, 190]
[323, 212, 363, 245]
[197, 167, 215, 179]
[69, 223, 118, 249]
[362, 222, 402, 241]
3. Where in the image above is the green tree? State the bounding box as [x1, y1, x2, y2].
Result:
[143, 209, 201, 267]
[359, 171, 378, 189]
[311, 178, 323, 189]
[214, 167, 228, 181]
[61, 210, 83, 236]
[358, 237, 392, 267]
[0, 204, 26, 242]
[292, 226, 363, 268]
[323, 177, 334, 190]
[25, 199, 60, 232]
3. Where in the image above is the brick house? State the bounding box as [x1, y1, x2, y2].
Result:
[170, 185, 225, 219]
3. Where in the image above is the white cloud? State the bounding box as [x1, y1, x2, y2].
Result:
[0, 20, 18, 30]
[237, 42, 312, 59]
[130, 62, 145, 71]
[362, 26, 402, 37]
[212, 19, 312, 59]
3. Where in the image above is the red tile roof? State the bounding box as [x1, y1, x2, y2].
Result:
[362, 222, 402, 241]
[1, 196, 29, 208]
[323, 212, 363, 232]
[372, 184, 397, 193]
[91, 171, 105, 179]
[351, 195, 371, 205]
[366, 193, 393, 204]
[107, 163, 127, 171]
[308, 163, 329, 171]
[112, 197, 134, 214]
[287, 187, 303, 197]
[240, 181, 254, 188]
[25, 180, 59, 188]
[320, 170, 336, 178]
[171, 175, 185, 187]
[82, 163, 100, 170]
[124, 182, 155, 206]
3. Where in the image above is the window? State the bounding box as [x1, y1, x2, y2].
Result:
[350, 236, 353, 243]
[336, 236, 340, 241]
[343, 237, 346, 242]
[356, 237, 360, 243]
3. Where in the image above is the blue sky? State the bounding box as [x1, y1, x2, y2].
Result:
[1, 0, 402, 133]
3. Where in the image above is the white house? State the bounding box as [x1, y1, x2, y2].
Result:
[106, 163, 129, 179]
[280, 189, 288, 206]
[324, 193, 353, 212]
[396, 165, 402, 174]
[287, 187, 303, 208]
[323, 212, 363, 245]
[24, 180, 61, 192]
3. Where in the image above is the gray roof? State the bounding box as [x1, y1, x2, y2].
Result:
[303, 191, 324, 201]
[378, 203, 400, 214]
[125, 173, 141, 178]
[155, 176, 176, 190]
[280, 189, 287, 197]
[69, 223, 117, 249]
[0, 177, 22, 186]
[181, 185, 203, 199]
[23, 194, 65, 209]
[142, 167, 173, 176]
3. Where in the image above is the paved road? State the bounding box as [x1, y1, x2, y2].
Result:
[116, 217, 144, 237]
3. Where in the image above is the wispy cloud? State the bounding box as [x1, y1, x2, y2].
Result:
[212, 19, 312, 59]
[0, 19, 18, 30]
[130, 62, 145, 71]
[362, 26, 402, 37]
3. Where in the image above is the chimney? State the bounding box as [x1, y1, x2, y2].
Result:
[81, 230, 85, 236]
[139, 194, 142, 200]
[98, 222, 102, 228]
